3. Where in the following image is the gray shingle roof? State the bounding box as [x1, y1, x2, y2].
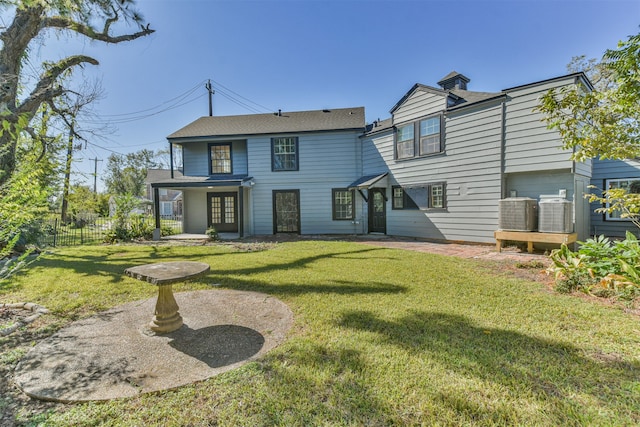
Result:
[437, 71, 470, 87]
[448, 89, 504, 110]
[168, 107, 365, 140]
[146, 168, 182, 183]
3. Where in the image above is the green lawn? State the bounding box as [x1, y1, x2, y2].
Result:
[1, 241, 639, 426]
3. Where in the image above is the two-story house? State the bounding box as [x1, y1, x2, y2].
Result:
[150, 108, 366, 237]
[150, 70, 636, 245]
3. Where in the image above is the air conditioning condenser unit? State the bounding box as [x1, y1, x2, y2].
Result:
[539, 198, 573, 233]
[498, 198, 537, 231]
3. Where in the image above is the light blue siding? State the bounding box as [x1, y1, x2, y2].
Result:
[362, 133, 389, 176]
[505, 171, 575, 200]
[248, 131, 362, 235]
[182, 143, 209, 176]
[181, 140, 248, 176]
[393, 89, 446, 124]
[504, 78, 576, 173]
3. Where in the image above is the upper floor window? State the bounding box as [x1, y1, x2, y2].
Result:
[419, 116, 441, 155]
[272, 137, 299, 171]
[395, 114, 444, 160]
[396, 124, 415, 159]
[332, 188, 355, 220]
[209, 143, 232, 174]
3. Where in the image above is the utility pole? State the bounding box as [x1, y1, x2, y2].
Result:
[205, 79, 215, 116]
[89, 157, 103, 193]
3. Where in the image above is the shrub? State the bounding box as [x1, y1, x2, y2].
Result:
[555, 269, 599, 294]
[548, 232, 640, 302]
[205, 227, 219, 241]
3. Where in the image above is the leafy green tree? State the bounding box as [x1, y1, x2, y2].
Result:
[0, 135, 52, 277]
[1, 106, 60, 261]
[65, 184, 99, 218]
[566, 55, 615, 92]
[103, 149, 161, 197]
[0, 0, 154, 187]
[538, 30, 640, 225]
[538, 31, 640, 162]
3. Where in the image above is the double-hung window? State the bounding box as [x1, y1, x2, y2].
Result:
[332, 189, 355, 220]
[396, 124, 415, 159]
[272, 137, 299, 171]
[209, 143, 232, 174]
[419, 116, 441, 155]
[395, 114, 444, 159]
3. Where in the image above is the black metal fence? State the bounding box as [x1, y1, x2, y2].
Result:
[40, 215, 183, 247]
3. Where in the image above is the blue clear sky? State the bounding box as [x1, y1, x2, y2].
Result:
[44, 0, 639, 191]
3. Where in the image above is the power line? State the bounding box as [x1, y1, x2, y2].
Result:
[77, 93, 207, 125]
[210, 79, 274, 113]
[98, 80, 206, 118]
[215, 89, 265, 114]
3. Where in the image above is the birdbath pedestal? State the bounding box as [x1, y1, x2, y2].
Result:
[124, 261, 210, 333]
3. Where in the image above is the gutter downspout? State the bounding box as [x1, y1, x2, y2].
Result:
[500, 99, 507, 198]
[239, 186, 244, 238]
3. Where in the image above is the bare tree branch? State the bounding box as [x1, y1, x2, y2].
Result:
[43, 15, 154, 44]
[0, 1, 154, 186]
[17, 55, 99, 116]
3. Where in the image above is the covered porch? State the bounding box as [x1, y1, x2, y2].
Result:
[149, 173, 254, 240]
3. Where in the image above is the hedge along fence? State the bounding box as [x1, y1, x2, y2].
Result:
[40, 215, 183, 247]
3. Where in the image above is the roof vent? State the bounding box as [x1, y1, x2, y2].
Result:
[438, 71, 470, 90]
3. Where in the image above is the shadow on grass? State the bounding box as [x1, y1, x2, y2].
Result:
[3, 244, 406, 297]
[19, 246, 222, 285]
[252, 340, 396, 425]
[337, 310, 640, 425]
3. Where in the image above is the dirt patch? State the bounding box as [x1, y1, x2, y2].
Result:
[0, 303, 49, 337]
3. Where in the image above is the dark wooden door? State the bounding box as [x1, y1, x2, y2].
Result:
[207, 192, 238, 232]
[273, 190, 300, 233]
[368, 188, 386, 233]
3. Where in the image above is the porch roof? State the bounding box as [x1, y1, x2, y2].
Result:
[150, 174, 254, 189]
[348, 172, 388, 189]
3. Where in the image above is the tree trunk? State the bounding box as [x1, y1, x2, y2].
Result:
[0, 5, 45, 187]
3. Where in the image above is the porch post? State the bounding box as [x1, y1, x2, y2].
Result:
[238, 186, 244, 238]
[153, 187, 161, 241]
[169, 143, 174, 179]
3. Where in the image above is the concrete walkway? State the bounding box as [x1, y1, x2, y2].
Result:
[14, 290, 293, 403]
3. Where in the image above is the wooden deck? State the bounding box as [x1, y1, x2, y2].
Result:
[494, 230, 578, 253]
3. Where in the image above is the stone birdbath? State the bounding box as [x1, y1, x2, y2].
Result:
[124, 261, 210, 333]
